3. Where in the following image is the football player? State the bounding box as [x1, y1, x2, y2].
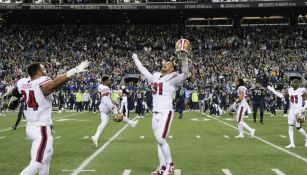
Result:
[91, 76, 137, 148]
[119, 85, 130, 118]
[132, 39, 190, 175]
[9, 61, 89, 175]
[268, 79, 307, 148]
[231, 78, 256, 138]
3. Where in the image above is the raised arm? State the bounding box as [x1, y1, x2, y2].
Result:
[169, 57, 189, 86]
[41, 61, 89, 96]
[301, 89, 307, 112]
[267, 86, 285, 99]
[132, 53, 153, 83]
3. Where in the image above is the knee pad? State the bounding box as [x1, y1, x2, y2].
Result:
[238, 121, 244, 125]
[31, 160, 44, 171]
[156, 137, 166, 145]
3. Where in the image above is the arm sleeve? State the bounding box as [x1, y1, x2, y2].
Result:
[267, 86, 284, 99]
[133, 57, 153, 83]
[169, 58, 189, 86]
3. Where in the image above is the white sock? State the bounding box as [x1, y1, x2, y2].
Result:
[158, 145, 166, 167]
[39, 155, 52, 175]
[298, 128, 307, 139]
[20, 160, 43, 175]
[94, 114, 109, 140]
[238, 123, 244, 136]
[160, 142, 172, 164]
[241, 121, 253, 132]
[289, 126, 294, 145]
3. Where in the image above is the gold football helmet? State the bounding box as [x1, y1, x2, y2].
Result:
[113, 113, 124, 122]
[175, 39, 192, 53]
[296, 114, 306, 123]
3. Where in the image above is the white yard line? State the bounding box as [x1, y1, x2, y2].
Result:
[196, 135, 201, 139]
[0, 136, 6, 139]
[279, 135, 287, 138]
[174, 169, 181, 175]
[140, 136, 145, 139]
[222, 169, 233, 175]
[83, 136, 89, 139]
[70, 117, 138, 175]
[0, 113, 79, 133]
[223, 135, 230, 139]
[55, 136, 62, 140]
[168, 135, 173, 139]
[272, 169, 286, 175]
[122, 169, 131, 175]
[206, 115, 307, 164]
[62, 170, 96, 172]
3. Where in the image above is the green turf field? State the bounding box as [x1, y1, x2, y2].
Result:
[1, 110, 307, 175]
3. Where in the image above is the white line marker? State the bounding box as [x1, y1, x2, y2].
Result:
[0, 113, 79, 133]
[224, 135, 229, 138]
[222, 169, 232, 175]
[122, 169, 131, 175]
[168, 135, 173, 139]
[174, 169, 181, 175]
[140, 136, 145, 139]
[70, 117, 138, 175]
[55, 136, 62, 140]
[207, 115, 307, 164]
[272, 169, 286, 175]
[279, 135, 286, 138]
[62, 170, 96, 172]
[196, 135, 201, 139]
[83, 136, 89, 139]
[0, 136, 6, 139]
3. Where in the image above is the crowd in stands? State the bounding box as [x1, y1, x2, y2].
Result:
[0, 25, 306, 111]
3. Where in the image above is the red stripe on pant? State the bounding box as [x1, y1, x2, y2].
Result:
[36, 126, 47, 163]
[162, 111, 172, 138]
[237, 107, 243, 123]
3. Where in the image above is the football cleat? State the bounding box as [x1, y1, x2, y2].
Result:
[151, 166, 166, 175]
[91, 136, 98, 148]
[235, 135, 244, 139]
[285, 144, 295, 149]
[163, 162, 175, 175]
[130, 120, 138, 128]
[250, 129, 256, 137]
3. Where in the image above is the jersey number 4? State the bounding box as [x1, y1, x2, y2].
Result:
[21, 90, 39, 111]
[290, 95, 298, 104]
[153, 82, 163, 95]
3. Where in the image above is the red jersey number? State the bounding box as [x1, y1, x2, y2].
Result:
[21, 90, 39, 111]
[153, 82, 163, 95]
[290, 95, 298, 104]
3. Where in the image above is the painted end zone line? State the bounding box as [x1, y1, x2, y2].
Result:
[272, 169, 286, 175]
[62, 170, 95, 172]
[70, 117, 138, 175]
[206, 115, 307, 164]
[222, 169, 232, 175]
[174, 169, 181, 175]
[122, 169, 131, 175]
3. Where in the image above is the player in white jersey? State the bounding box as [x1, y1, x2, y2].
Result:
[132, 39, 189, 175]
[119, 85, 130, 118]
[9, 61, 89, 175]
[268, 79, 307, 148]
[91, 76, 137, 148]
[231, 78, 256, 138]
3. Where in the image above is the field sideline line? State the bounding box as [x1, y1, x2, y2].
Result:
[0, 113, 80, 133]
[206, 115, 307, 164]
[272, 168, 286, 175]
[70, 117, 138, 175]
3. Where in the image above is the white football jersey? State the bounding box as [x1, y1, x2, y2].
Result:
[97, 84, 112, 113]
[288, 87, 306, 110]
[237, 86, 248, 105]
[17, 76, 53, 126]
[151, 72, 183, 112]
